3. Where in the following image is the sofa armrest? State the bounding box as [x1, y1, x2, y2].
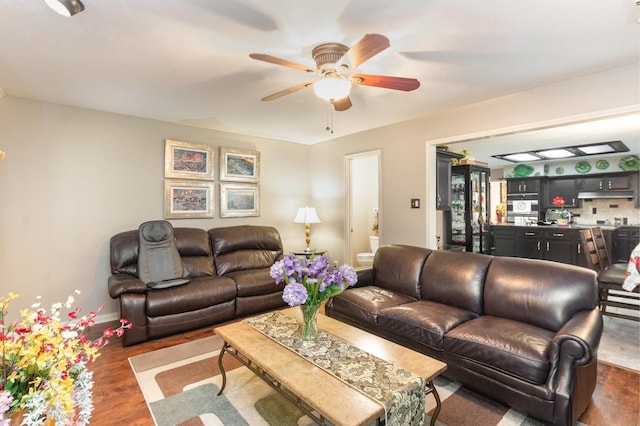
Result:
[356, 268, 374, 287]
[550, 308, 603, 366]
[548, 308, 602, 425]
[108, 273, 147, 298]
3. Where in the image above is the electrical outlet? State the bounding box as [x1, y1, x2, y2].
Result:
[411, 199, 420, 208]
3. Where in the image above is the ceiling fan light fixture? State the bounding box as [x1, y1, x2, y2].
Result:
[313, 78, 351, 101]
[44, 0, 85, 17]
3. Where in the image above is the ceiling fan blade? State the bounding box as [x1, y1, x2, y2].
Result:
[332, 97, 352, 111]
[352, 73, 420, 91]
[260, 82, 313, 102]
[338, 34, 390, 69]
[249, 53, 316, 73]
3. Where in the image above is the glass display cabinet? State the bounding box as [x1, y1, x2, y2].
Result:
[446, 164, 491, 253]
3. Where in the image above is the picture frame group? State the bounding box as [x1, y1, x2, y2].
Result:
[163, 140, 261, 218]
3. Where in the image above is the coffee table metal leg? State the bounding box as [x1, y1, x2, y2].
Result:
[217, 342, 229, 395]
[425, 379, 442, 426]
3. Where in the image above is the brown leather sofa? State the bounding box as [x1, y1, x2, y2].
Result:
[325, 244, 602, 426]
[108, 225, 285, 346]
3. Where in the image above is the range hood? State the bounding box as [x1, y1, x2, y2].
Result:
[577, 190, 635, 199]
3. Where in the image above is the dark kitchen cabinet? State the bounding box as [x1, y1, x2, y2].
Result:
[543, 178, 578, 208]
[507, 178, 540, 194]
[494, 226, 583, 267]
[446, 165, 491, 253]
[493, 226, 516, 255]
[579, 174, 632, 192]
[612, 226, 640, 263]
[543, 229, 580, 265]
[516, 228, 544, 259]
[435, 150, 462, 210]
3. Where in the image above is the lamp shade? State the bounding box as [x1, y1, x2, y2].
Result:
[313, 78, 351, 101]
[293, 207, 321, 224]
[44, 0, 85, 16]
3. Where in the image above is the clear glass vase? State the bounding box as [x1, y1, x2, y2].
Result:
[300, 303, 320, 344]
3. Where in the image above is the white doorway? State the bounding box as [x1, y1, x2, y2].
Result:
[345, 150, 381, 266]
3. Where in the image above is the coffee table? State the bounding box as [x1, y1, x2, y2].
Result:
[215, 308, 447, 426]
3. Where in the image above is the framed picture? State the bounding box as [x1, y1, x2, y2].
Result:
[164, 180, 214, 219]
[219, 147, 260, 182]
[220, 183, 260, 217]
[164, 139, 215, 180]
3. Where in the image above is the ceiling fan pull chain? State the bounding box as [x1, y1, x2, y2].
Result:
[326, 103, 334, 134]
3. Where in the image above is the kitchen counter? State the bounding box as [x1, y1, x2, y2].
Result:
[493, 223, 637, 231]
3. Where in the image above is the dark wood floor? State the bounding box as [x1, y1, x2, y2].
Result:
[88, 320, 639, 426]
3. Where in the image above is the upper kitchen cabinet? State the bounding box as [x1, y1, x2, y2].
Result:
[543, 178, 579, 208]
[507, 178, 540, 195]
[577, 171, 639, 208]
[579, 174, 632, 192]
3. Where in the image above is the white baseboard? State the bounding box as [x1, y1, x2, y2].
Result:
[95, 311, 120, 325]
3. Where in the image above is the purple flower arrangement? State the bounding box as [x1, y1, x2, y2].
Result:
[270, 254, 358, 307]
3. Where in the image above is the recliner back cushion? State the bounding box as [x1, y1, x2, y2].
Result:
[174, 228, 215, 277]
[420, 250, 491, 314]
[110, 230, 139, 275]
[484, 257, 598, 331]
[372, 245, 431, 299]
[109, 227, 214, 277]
[209, 225, 283, 275]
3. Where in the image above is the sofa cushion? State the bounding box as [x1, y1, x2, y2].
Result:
[209, 225, 283, 275]
[175, 228, 215, 277]
[444, 316, 555, 385]
[372, 245, 431, 299]
[419, 250, 491, 315]
[484, 257, 598, 331]
[378, 300, 478, 351]
[146, 276, 236, 317]
[226, 268, 285, 297]
[326, 286, 417, 327]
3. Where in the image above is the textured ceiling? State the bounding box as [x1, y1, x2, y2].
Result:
[0, 0, 638, 161]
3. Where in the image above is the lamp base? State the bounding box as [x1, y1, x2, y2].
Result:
[304, 246, 313, 253]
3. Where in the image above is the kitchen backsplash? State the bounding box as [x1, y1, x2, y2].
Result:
[567, 198, 638, 225]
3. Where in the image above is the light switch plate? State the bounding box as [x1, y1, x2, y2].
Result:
[411, 199, 420, 208]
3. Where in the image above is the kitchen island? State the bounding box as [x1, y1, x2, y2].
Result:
[493, 224, 639, 267]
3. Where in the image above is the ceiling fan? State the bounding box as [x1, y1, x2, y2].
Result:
[249, 34, 420, 111]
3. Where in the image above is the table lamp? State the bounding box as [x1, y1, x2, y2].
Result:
[294, 206, 321, 253]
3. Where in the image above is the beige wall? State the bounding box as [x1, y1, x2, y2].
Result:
[310, 63, 639, 259]
[0, 63, 637, 321]
[0, 97, 310, 319]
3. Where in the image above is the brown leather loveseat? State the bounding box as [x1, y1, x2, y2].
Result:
[325, 244, 602, 426]
[108, 225, 285, 346]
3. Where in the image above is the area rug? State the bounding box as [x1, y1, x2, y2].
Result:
[129, 335, 584, 426]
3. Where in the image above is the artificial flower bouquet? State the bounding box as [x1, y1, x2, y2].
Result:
[552, 196, 570, 219]
[0, 291, 131, 425]
[270, 254, 358, 308]
[270, 253, 358, 341]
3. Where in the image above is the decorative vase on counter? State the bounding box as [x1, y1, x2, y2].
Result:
[557, 218, 569, 226]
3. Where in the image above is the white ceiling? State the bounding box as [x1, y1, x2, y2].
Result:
[0, 0, 638, 158]
[445, 111, 640, 168]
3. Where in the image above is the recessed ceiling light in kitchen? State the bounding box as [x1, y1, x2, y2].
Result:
[492, 140, 629, 163]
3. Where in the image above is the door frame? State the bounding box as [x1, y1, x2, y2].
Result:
[344, 149, 382, 266]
